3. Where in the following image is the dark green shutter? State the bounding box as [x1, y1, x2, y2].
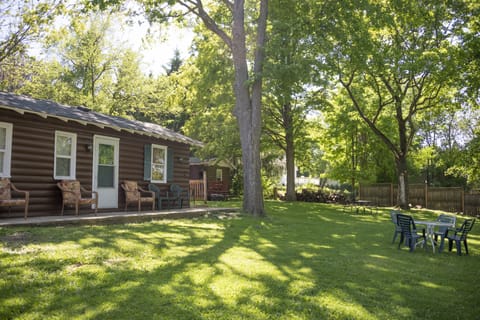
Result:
[167, 147, 174, 182]
[144, 144, 152, 181]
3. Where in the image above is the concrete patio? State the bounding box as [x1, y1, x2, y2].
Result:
[0, 206, 240, 227]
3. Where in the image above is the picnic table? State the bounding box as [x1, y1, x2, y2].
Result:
[351, 200, 376, 214]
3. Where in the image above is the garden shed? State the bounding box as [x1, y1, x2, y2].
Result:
[189, 157, 233, 200]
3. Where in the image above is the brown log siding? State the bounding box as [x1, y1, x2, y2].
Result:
[1, 108, 191, 218]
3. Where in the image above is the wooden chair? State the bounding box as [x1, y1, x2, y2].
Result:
[0, 178, 29, 219]
[57, 180, 98, 216]
[121, 180, 155, 212]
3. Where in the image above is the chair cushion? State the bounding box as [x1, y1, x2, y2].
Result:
[79, 198, 95, 205]
[123, 181, 140, 202]
[0, 199, 25, 206]
[59, 180, 81, 203]
[0, 178, 11, 200]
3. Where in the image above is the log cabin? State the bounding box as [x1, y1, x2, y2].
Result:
[0, 91, 202, 218]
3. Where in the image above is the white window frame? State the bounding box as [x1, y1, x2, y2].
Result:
[216, 168, 223, 181]
[54, 131, 77, 180]
[151, 144, 167, 183]
[0, 122, 13, 178]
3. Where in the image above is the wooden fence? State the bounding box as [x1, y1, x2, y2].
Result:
[359, 183, 480, 216]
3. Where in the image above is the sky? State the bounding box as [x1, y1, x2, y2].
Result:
[115, 0, 195, 76]
[121, 23, 194, 76]
[24, 4, 195, 77]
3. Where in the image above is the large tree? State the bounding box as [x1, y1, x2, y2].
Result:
[142, 0, 268, 215]
[44, 12, 118, 110]
[262, 0, 316, 201]
[312, 1, 468, 209]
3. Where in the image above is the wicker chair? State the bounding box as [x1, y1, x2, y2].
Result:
[57, 180, 98, 216]
[121, 180, 155, 212]
[0, 178, 29, 219]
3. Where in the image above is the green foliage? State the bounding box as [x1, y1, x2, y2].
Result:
[446, 130, 480, 188]
[17, 59, 80, 104]
[182, 26, 241, 162]
[306, 0, 473, 206]
[1, 202, 479, 319]
[109, 49, 148, 117]
[0, 0, 65, 63]
[261, 0, 321, 199]
[43, 11, 118, 111]
[317, 94, 396, 186]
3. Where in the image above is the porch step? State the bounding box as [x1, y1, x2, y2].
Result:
[0, 207, 240, 227]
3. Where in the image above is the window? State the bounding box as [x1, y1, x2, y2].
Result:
[97, 143, 115, 187]
[144, 144, 173, 182]
[216, 168, 223, 181]
[54, 131, 77, 179]
[0, 122, 13, 177]
[151, 144, 167, 183]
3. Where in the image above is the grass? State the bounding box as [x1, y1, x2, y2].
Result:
[1, 201, 479, 320]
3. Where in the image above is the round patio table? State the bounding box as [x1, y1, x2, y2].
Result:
[414, 220, 455, 253]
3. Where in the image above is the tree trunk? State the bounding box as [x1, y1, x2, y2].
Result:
[396, 155, 409, 209]
[183, 0, 267, 216]
[231, 0, 266, 216]
[284, 102, 296, 201]
[350, 125, 357, 201]
[285, 127, 296, 201]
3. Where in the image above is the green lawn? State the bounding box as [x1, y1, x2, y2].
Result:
[1, 201, 479, 320]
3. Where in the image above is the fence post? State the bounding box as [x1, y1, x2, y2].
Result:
[203, 171, 208, 202]
[390, 183, 394, 206]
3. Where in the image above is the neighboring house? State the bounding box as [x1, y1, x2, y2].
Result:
[0, 91, 202, 218]
[189, 158, 232, 200]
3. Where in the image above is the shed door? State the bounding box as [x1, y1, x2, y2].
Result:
[93, 135, 119, 208]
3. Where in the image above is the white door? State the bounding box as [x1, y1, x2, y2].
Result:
[93, 135, 119, 208]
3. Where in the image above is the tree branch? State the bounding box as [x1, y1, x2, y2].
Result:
[178, 0, 233, 50]
[341, 72, 401, 157]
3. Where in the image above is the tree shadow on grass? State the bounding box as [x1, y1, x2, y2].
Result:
[1, 205, 480, 319]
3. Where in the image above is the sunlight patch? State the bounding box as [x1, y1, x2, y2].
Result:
[364, 263, 389, 272]
[369, 254, 388, 259]
[218, 247, 287, 280]
[316, 291, 374, 319]
[419, 281, 441, 289]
